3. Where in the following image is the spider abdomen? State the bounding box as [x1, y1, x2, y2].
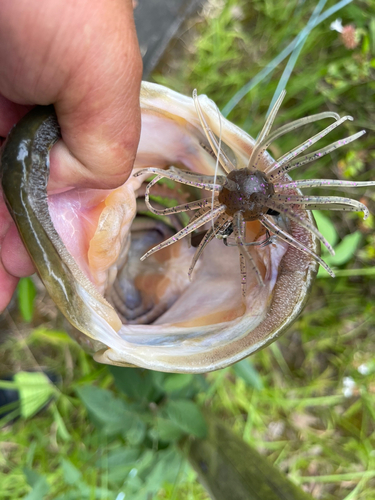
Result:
[218, 168, 274, 220]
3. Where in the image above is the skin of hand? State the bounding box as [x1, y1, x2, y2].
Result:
[0, 0, 143, 312]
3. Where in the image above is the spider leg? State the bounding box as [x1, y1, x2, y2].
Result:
[272, 195, 370, 219]
[224, 228, 273, 247]
[235, 236, 248, 297]
[260, 215, 335, 277]
[193, 90, 236, 173]
[135, 167, 226, 191]
[266, 115, 354, 175]
[188, 214, 229, 280]
[146, 194, 214, 216]
[258, 229, 274, 247]
[270, 130, 366, 180]
[140, 205, 226, 261]
[248, 111, 340, 169]
[233, 212, 264, 295]
[187, 205, 220, 248]
[274, 179, 375, 190]
[169, 166, 237, 191]
[223, 237, 234, 247]
[262, 197, 335, 255]
[247, 91, 286, 170]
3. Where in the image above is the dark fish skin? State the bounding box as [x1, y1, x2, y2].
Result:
[187, 416, 314, 500]
[0, 106, 118, 337]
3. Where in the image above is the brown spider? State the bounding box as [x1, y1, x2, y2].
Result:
[134, 90, 374, 296]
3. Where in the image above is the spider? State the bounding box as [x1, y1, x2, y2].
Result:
[134, 90, 374, 296]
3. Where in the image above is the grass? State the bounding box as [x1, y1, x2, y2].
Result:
[1, 0, 375, 499]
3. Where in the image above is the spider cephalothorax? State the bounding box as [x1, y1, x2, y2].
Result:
[218, 169, 275, 219]
[135, 89, 374, 297]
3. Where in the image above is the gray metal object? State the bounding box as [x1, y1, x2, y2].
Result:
[134, 0, 204, 78]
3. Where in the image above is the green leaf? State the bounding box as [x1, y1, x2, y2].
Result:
[318, 231, 363, 277]
[146, 175, 175, 190]
[25, 442, 37, 468]
[163, 374, 194, 393]
[233, 360, 263, 390]
[109, 366, 155, 401]
[30, 327, 74, 345]
[123, 449, 155, 494]
[165, 400, 207, 438]
[125, 418, 147, 445]
[18, 277, 36, 323]
[14, 372, 54, 419]
[162, 374, 207, 399]
[312, 211, 339, 250]
[75, 385, 136, 435]
[96, 448, 140, 468]
[142, 449, 183, 494]
[0, 380, 17, 390]
[61, 459, 82, 485]
[154, 417, 184, 442]
[150, 194, 179, 208]
[24, 468, 43, 488]
[51, 404, 71, 441]
[325, 231, 362, 266]
[154, 449, 184, 485]
[123, 449, 183, 500]
[23, 469, 49, 500]
[150, 371, 167, 392]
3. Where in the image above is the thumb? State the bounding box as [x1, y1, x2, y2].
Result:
[49, 0, 142, 191]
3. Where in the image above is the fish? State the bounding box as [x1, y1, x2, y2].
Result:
[1, 82, 371, 373]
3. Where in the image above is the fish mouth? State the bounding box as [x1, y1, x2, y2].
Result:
[1, 83, 318, 373]
[46, 165, 292, 356]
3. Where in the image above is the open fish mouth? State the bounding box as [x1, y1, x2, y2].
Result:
[4, 81, 368, 373]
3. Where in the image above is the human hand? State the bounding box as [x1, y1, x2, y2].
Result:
[0, 0, 142, 312]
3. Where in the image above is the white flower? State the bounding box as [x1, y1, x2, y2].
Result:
[358, 363, 369, 375]
[330, 18, 343, 33]
[342, 376, 356, 398]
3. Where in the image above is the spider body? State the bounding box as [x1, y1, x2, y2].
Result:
[219, 168, 274, 219]
[134, 89, 375, 297]
[215, 219, 233, 239]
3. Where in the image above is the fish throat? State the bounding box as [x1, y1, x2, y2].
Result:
[218, 168, 274, 220]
